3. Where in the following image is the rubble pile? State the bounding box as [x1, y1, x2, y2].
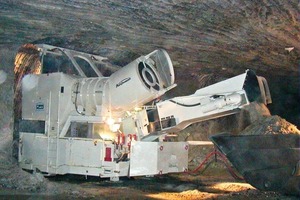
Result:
[240, 115, 300, 135]
[0, 125, 51, 192]
[0, 167, 45, 192]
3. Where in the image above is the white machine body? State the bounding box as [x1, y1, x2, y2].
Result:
[18, 44, 271, 180]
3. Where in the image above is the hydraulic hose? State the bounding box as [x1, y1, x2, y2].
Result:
[187, 149, 244, 180]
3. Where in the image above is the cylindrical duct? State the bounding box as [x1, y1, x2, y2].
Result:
[72, 77, 108, 115]
[72, 49, 175, 117]
[103, 49, 175, 116]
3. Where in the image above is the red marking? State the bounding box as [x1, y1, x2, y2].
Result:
[104, 147, 112, 162]
[116, 133, 125, 145]
[133, 134, 137, 141]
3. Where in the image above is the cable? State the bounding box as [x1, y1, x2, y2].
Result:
[169, 99, 201, 107]
[74, 82, 84, 115]
[186, 149, 244, 180]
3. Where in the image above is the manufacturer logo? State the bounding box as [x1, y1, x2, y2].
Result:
[116, 77, 131, 88]
[36, 102, 44, 111]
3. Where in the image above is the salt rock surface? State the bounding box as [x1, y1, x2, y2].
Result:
[240, 115, 300, 135]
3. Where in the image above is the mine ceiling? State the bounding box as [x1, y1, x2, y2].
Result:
[0, 0, 299, 125]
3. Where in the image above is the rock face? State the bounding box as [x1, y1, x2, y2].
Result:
[240, 115, 300, 135]
[1, 0, 299, 72]
[13, 44, 41, 140]
[0, 0, 299, 126]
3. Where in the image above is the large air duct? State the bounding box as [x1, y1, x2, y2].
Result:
[72, 49, 176, 117]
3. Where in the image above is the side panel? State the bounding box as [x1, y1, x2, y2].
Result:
[158, 142, 189, 174]
[57, 139, 129, 177]
[19, 132, 131, 177]
[63, 139, 103, 167]
[129, 142, 158, 176]
[57, 138, 104, 176]
[129, 142, 188, 176]
[19, 132, 48, 171]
